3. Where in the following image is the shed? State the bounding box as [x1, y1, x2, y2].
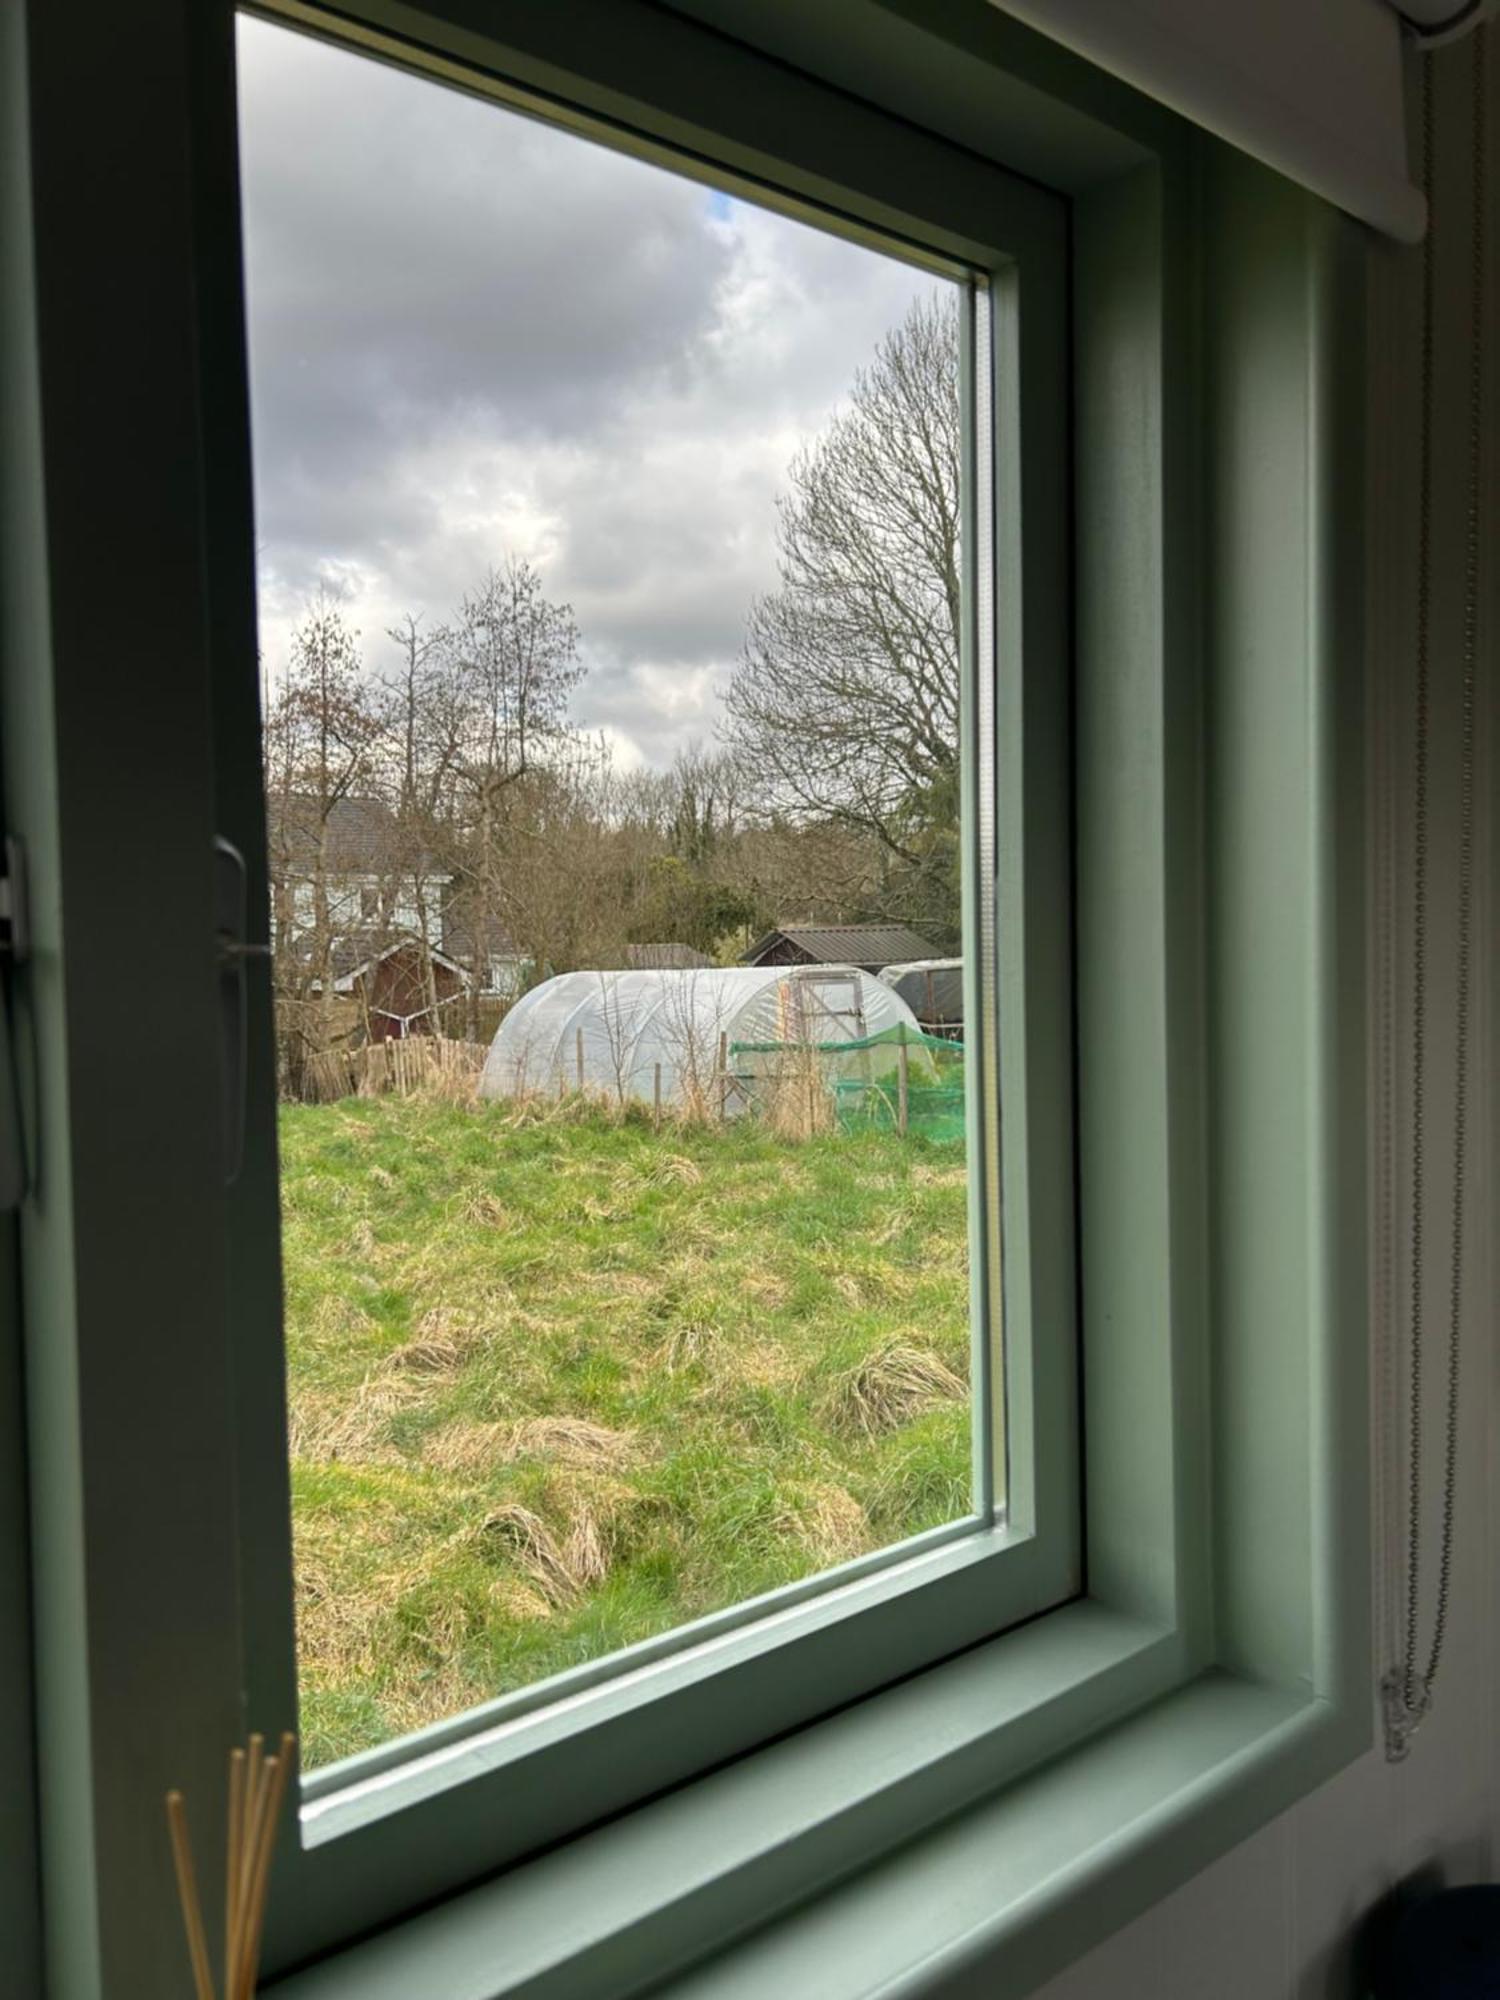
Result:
[877, 959, 965, 1037]
[624, 942, 715, 970]
[479, 964, 921, 1110]
[330, 940, 467, 1041]
[741, 924, 940, 975]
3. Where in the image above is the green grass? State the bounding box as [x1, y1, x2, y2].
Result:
[281, 1093, 970, 1767]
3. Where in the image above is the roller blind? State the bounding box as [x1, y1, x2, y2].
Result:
[990, 0, 1425, 239]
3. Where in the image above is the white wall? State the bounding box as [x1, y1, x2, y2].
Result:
[1035, 33, 1499, 2000]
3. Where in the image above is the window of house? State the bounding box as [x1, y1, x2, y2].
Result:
[236, 6, 1071, 1789]
[202, 0, 1078, 1959]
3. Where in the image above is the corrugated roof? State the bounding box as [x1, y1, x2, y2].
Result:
[743, 924, 940, 967]
[625, 942, 715, 969]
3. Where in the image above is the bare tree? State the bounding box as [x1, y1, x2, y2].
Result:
[264, 596, 385, 1072]
[722, 291, 962, 940]
[379, 613, 460, 1023]
[438, 559, 585, 1027]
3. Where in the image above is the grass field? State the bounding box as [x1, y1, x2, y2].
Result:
[281, 1093, 971, 1767]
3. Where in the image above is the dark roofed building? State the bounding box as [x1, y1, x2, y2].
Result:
[267, 793, 434, 876]
[625, 942, 715, 970]
[741, 924, 940, 976]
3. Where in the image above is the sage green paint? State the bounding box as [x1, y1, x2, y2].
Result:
[267, 1605, 1178, 2000]
[224, 2, 1081, 1974]
[2, 2, 1374, 1995]
[1072, 160, 1211, 1643]
[5, 4, 250, 1994]
[270, 50, 1371, 2000]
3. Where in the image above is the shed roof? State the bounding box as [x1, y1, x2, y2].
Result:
[330, 939, 468, 992]
[742, 924, 940, 967]
[625, 942, 715, 969]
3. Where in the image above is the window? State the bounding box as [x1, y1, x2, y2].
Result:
[215, 0, 1074, 1964]
[4, 0, 1370, 1991]
[239, 8, 1028, 1776]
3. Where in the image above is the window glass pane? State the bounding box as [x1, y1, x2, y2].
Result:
[237, 13, 992, 1771]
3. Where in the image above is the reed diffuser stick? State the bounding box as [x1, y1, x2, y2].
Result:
[165, 1792, 215, 2000]
[224, 1748, 245, 1996]
[165, 1730, 296, 2000]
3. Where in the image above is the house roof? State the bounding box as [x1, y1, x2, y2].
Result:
[742, 924, 941, 968]
[441, 907, 522, 963]
[267, 794, 442, 877]
[625, 942, 715, 970]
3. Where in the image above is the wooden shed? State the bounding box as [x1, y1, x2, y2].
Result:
[333, 941, 467, 1041]
[741, 924, 940, 977]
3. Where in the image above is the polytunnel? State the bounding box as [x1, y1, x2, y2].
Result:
[478, 964, 923, 1111]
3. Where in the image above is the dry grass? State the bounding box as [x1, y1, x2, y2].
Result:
[562, 1508, 611, 1588]
[385, 1308, 487, 1373]
[459, 1188, 511, 1227]
[830, 1340, 967, 1438]
[345, 1217, 378, 1258]
[307, 1294, 376, 1342]
[281, 1094, 972, 1766]
[782, 1482, 874, 1567]
[758, 1051, 837, 1142]
[509, 1416, 638, 1467]
[655, 1320, 725, 1375]
[424, 1416, 639, 1475]
[481, 1504, 587, 1608]
[289, 1372, 424, 1462]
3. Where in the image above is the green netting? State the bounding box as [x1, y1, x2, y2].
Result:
[832, 1078, 966, 1142]
[727, 1021, 959, 1058]
[729, 1021, 967, 1143]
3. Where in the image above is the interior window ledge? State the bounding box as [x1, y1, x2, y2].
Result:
[263, 1607, 1357, 2000]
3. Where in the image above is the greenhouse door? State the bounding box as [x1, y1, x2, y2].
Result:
[793, 976, 871, 1085]
[794, 974, 867, 1044]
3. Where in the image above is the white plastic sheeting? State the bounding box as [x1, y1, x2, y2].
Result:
[479, 965, 922, 1110]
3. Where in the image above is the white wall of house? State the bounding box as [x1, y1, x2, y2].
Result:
[284, 874, 425, 940]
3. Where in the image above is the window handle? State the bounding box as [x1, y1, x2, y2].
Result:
[214, 837, 268, 1185]
[0, 836, 30, 1212]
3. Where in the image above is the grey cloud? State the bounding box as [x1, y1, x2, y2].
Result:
[238, 13, 952, 768]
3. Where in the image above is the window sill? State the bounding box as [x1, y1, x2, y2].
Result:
[264, 1604, 1361, 2000]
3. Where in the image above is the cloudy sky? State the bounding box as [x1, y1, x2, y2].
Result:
[235, 15, 951, 770]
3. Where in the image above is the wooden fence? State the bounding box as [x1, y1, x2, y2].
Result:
[290, 1035, 486, 1105]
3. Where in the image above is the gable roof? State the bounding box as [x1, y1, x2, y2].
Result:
[742, 924, 940, 968]
[330, 939, 468, 992]
[440, 905, 521, 963]
[267, 794, 443, 877]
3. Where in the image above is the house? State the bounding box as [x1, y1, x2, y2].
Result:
[439, 902, 532, 999]
[741, 923, 941, 975]
[267, 793, 436, 948]
[268, 794, 529, 1022]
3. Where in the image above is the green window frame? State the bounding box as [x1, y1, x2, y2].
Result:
[0, 2, 1372, 1995]
[221, 0, 1080, 1964]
